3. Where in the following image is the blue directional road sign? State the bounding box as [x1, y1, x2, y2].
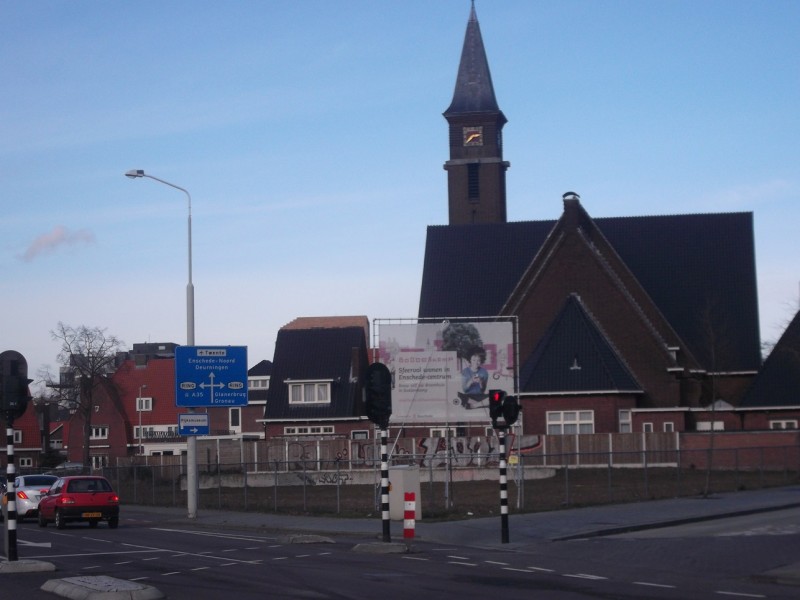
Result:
[178, 413, 210, 436]
[175, 346, 248, 408]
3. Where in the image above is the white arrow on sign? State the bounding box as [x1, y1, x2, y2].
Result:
[199, 372, 226, 404]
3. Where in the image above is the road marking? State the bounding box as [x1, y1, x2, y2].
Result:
[82, 566, 101, 570]
[528, 566, 555, 573]
[23, 549, 168, 559]
[715, 592, 766, 598]
[634, 582, 676, 589]
[485, 560, 509, 566]
[129, 577, 149, 581]
[448, 555, 469, 560]
[151, 527, 275, 543]
[504, 567, 533, 573]
[162, 572, 180, 576]
[17, 540, 52, 548]
[449, 561, 478, 567]
[563, 573, 608, 580]
[114, 561, 133, 565]
[402, 556, 428, 561]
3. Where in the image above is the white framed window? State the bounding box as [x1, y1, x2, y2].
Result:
[697, 421, 724, 431]
[663, 422, 675, 432]
[288, 381, 331, 404]
[230, 407, 241, 433]
[90, 426, 109, 440]
[770, 420, 797, 430]
[547, 411, 594, 435]
[18, 457, 33, 468]
[643, 422, 654, 433]
[283, 425, 334, 436]
[430, 427, 457, 438]
[13, 430, 22, 444]
[137, 397, 153, 411]
[619, 410, 632, 433]
[91, 455, 108, 469]
[248, 378, 269, 389]
[351, 430, 369, 440]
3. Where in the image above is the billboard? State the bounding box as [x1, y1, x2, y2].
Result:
[377, 320, 515, 424]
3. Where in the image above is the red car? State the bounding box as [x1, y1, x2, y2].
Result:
[38, 476, 120, 529]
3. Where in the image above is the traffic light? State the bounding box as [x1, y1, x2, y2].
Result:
[502, 395, 520, 426]
[364, 362, 392, 428]
[0, 350, 32, 420]
[488, 389, 505, 424]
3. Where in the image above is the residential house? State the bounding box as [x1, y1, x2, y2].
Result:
[262, 317, 371, 440]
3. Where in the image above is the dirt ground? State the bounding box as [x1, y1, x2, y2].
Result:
[178, 467, 800, 521]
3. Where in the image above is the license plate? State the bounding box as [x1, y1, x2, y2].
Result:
[82, 512, 102, 518]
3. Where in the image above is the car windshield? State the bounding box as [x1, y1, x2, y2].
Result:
[22, 476, 57, 487]
[67, 479, 112, 493]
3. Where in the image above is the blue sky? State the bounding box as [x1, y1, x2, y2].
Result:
[1, 0, 798, 391]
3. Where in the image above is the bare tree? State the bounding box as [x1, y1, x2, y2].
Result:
[47, 323, 124, 468]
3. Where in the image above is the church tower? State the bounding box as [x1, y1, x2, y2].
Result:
[444, 3, 509, 225]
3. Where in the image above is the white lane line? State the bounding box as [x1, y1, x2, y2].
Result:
[150, 527, 276, 543]
[114, 561, 133, 565]
[191, 567, 210, 571]
[504, 567, 533, 573]
[402, 556, 429, 561]
[715, 592, 766, 598]
[220, 563, 237, 567]
[528, 566, 555, 573]
[162, 572, 180, 576]
[449, 561, 478, 567]
[447, 555, 469, 560]
[82, 566, 102, 570]
[23, 549, 168, 560]
[129, 577, 149, 582]
[485, 560, 509, 566]
[634, 582, 676, 589]
[563, 573, 608, 580]
[273, 557, 289, 561]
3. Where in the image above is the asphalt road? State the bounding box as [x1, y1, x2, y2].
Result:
[2, 503, 799, 599]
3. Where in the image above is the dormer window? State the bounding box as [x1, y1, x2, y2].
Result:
[288, 380, 331, 405]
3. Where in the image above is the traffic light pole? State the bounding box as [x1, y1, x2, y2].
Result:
[4, 414, 19, 561]
[380, 426, 391, 542]
[497, 426, 510, 544]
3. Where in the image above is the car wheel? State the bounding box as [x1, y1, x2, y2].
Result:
[38, 512, 47, 527]
[108, 516, 119, 529]
[55, 510, 66, 529]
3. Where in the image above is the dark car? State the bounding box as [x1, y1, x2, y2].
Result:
[37, 476, 120, 529]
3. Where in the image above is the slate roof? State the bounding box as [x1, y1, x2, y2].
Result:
[739, 310, 800, 407]
[520, 294, 641, 394]
[443, 3, 504, 118]
[263, 326, 368, 421]
[419, 211, 761, 373]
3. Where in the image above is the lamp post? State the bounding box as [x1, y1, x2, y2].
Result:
[125, 169, 198, 519]
[137, 384, 147, 457]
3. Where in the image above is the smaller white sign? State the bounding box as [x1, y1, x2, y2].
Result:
[178, 413, 210, 436]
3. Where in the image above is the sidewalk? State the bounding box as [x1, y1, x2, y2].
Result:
[129, 484, 800, 546]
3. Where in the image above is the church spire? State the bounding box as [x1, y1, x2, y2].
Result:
[444, 1, 503, 118]
[443, 2, 509, 226]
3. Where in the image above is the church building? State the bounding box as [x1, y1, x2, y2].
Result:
[418, 5, 763, 435]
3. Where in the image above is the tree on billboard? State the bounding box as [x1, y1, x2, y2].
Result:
[46, 323, 124, 469]
[441, 322, 483, 361]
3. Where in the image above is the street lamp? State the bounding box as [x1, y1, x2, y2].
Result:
[125, 170, 194, 345]
[137, 384, 147, 457]
[126, 169, 198, 519]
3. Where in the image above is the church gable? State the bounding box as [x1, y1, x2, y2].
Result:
[520, 294, 641, 395]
